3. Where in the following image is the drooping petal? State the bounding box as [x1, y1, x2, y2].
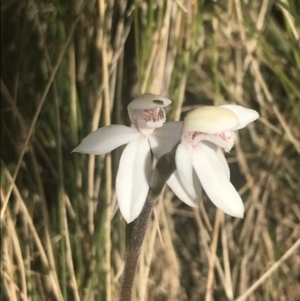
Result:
[192, 143, 244, 218]
[200, 142, 230, 179]
[183, 106, 239, 135]
[167, 172, 200, 207]
[215, 146, 230, 179]
[192, 169, 203, 198]
[221, 104, 259, 130]
[72, 125, 140, 155]
[116, 137, 151, 223]
[148, 121, 183, 158]
[175, 143, 197, 199]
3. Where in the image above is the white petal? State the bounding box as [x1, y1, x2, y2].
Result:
[148, 121, 183, 158]
[72, 125, 140, 155]
[200, 142, 230, 179]
[167, 172, 200, 207]
[215, 147, 230, 179]
[221, 105, 259, 130]
[192, 169, 203, 198]
[116, 137, 151, 223]
[128, 93, 172, 111]
[192, 143, 244, 217]
[175, 144, 197, 199]
[183, 106, 239, 135]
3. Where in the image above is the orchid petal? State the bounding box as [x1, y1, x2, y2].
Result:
[72, 125, 140, 155]
[116, 137, 151, 223]
[192, 143, 244, 217]
[183, 106, 239, 135]
[192, 169, 203, 198]
[200, 142, 230, 179]
[175, 144, 198, 199]
[167, 172, 200, 207]
[221, 104, 259, 130]
[128, 93, 172, 111]
[215, 147, 230, 179]
[148, 121, 183, 158]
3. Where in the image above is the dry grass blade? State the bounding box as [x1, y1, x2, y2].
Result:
[235, 238, 300, 301]
[1, 11, 82, 221]
[205, 210, 222, 301]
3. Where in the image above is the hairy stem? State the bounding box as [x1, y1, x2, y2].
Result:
[120, 145, 178, 301]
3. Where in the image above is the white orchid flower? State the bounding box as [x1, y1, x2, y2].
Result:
[72, 93, 182, 223]
[172, 105, 259, 218]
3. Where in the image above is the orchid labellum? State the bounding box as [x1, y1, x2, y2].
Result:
[172, 105, 259, 218]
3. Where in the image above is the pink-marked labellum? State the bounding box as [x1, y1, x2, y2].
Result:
[169, 105, 259, 218]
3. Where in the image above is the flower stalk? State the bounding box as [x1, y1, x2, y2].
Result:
[120, 144, 178, 301]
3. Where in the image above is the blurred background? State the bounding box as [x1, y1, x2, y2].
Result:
[1, 0, 300, 300]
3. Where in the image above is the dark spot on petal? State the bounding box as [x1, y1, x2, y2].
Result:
[153, 100, 164, 105]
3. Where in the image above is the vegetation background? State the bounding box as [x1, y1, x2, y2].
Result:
[1, 0, 300, 300]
